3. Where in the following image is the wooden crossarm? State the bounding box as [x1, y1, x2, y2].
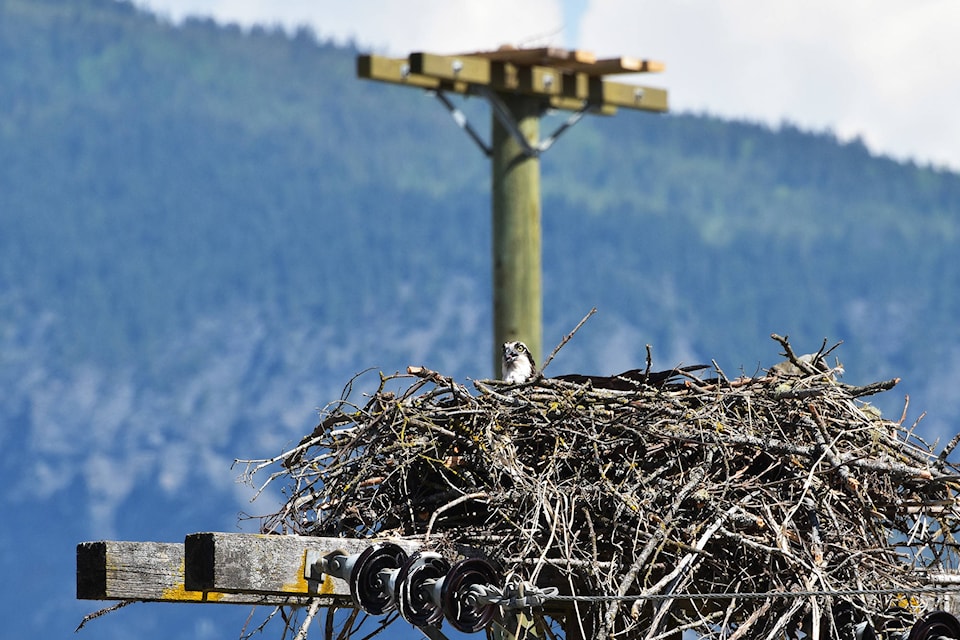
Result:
[184, 532, 421, 597]
[77, 535, 418, 604]
[590, 77, 668, 111]
[76, 540, 315, 605]
[79, 533, 492, 606]
[359, 53, 659, 113]
[357, 54, 470, 93]
[457, 46, 665, 74]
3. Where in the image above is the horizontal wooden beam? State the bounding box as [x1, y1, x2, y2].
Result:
[464, 46, 598, 67]
[76, 540, 316, 606]
[357, 54, 470, 93]
[360, 52, 663, 113]
[410, 51, 495, 86]
[456, 47, 665, 75]
[80, 533, 493, 606]
[590, 77, 668, 111]
[185, 532, 421, 597]
[571, 56, 665, 75]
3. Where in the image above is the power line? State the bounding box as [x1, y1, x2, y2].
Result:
[542, 585, 960, 604]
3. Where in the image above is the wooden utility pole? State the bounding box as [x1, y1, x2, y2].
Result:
[358, 46, 667, 375]
[492, 93, 541, 375]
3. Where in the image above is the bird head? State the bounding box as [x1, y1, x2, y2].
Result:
[502, 341, 536, 384]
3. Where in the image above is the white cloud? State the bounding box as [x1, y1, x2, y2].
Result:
[578, 0, 960, 169]
[130, 0, 960, 170]
[135, 0, 567, 54]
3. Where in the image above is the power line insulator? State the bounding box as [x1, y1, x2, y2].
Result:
[325, 542, 408, 615]
[907, 611, 960, 640]
[397, 552, 451, 627]
[441, 557, 501, 633]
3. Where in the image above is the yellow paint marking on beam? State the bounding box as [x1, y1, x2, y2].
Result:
[281, 552, 311, 595]
[160, 584, 226, 602]
[162, 560, 224, 602]
[320, 573, 338, 596]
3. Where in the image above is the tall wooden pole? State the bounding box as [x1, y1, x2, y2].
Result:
[491, 94, 543, 376]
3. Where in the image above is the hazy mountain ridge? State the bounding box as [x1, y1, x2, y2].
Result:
[3, 1, 960, 638]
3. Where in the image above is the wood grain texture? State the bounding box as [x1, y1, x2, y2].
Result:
[184, 532, 420, 596]
[76, 539, 317, 605]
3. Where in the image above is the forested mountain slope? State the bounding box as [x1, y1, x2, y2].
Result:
[2, 1, 959, 638]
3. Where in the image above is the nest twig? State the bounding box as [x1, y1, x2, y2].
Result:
[238, 335, 960, 639]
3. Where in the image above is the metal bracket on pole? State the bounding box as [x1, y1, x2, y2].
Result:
[480, 86, 542, 157]
[539, 107, 588, 154]
[303, 548, 328, 581]
[431, 90, 492, 157]
[432, 88, 589, 159]
[480, 86, 590, 158]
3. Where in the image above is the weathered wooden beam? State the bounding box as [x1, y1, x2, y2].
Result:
[570, 56, 665, 75]
[76, 540, 315, 606]
[409, 52, 663, 112]
[589, 77, 668, 112]
[410, 51, 497, 86]
[517, 65, 566, 96]
[357, 54, 470, 93]
[184, 532, 420, 597]
[358, 54, 614, 115]
[458, 47, 665, 76]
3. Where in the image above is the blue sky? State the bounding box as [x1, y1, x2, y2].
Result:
[130, 0, 960, 172]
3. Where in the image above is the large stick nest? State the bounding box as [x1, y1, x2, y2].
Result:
[242, 335, 960, 639]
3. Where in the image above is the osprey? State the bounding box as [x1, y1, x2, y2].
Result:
[502, 341, 537, 384]
[501, 340, 707, 388]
